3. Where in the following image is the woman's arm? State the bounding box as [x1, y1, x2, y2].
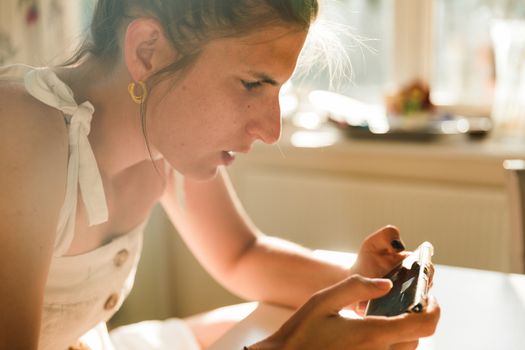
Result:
[161, 167, 354, 308]
[159, 166, 440, 349]
[0, 92, 67, 349]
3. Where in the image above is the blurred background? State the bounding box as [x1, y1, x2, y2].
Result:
[3, 0, 525, 327]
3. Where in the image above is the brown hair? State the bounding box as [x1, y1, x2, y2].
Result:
[70, 0, 319, 74]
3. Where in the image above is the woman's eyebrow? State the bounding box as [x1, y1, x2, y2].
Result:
[248, 71, 279, 86]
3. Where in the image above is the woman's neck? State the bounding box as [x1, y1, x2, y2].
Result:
[54, 57, 158, 178]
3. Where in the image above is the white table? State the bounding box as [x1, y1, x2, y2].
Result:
[209, 264, 525, 350]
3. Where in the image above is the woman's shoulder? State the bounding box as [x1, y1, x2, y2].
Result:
[0, 79, 68, 156]
[0, 80, 70, 344]
[0, 80, 68, 189]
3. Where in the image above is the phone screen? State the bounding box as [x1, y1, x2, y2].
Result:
[365, 259, 421, 316]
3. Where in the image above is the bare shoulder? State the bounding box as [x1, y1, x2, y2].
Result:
[0, 80, 67, 152]
[0, 81, 69, 348]
[0, 78, 69, 234]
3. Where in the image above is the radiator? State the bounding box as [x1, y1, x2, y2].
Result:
[235, 169, 512, 272]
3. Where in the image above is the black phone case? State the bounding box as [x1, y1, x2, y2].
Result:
[365, 242, 433, 317]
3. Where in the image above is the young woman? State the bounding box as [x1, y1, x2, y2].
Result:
[0, 1, 440, 349]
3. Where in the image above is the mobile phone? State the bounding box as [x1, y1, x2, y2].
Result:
[365, 241, 434, 317]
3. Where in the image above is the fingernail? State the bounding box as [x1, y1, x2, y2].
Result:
[372, 278, 392, 290]
[391, 239, 405, 252]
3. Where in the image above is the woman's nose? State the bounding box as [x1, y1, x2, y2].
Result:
[246, 100, 281, 145]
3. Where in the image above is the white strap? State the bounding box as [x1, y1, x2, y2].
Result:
[24, 68, 108, 227]
[175, 170, 185, 210]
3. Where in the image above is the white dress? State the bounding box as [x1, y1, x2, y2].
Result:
[0, 65, 201, 350]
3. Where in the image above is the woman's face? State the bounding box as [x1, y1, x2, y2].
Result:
[147, 26, 308, 180]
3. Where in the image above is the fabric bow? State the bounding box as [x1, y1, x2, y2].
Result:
[24, 67, 108, 256]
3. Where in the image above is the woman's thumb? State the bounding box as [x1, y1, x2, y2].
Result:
[315, 275, 392, 313]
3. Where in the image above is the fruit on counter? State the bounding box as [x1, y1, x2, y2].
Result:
[384, 80, 434, 117]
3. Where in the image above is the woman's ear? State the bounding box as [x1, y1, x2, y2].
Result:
[124, 18, 177, 82]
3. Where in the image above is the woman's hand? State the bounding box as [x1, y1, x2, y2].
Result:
[247, 275, 440, 350]
[349, 226, 435, 315]
[351, 226, 409, 280]
[350, 225, 409, 315]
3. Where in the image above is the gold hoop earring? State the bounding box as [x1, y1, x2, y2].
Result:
[128, 81, 148, 104]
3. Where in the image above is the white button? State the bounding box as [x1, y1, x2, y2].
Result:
[113, 249, 129, 267]
[104, 293, 119, 310]
[68, 341, 90, 350]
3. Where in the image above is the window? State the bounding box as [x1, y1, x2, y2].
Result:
[298, 0, 525, 115]
[433, 0, 525, 111]
[329, 0, 394, 104]
[294, 0, 393, 104]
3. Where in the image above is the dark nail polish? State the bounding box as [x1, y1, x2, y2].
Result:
[391, 239, 405, 251]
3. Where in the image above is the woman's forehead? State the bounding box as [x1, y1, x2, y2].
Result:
[201, 27, 308, 82]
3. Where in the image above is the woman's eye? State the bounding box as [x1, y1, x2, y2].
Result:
[241, 80, 263, 91]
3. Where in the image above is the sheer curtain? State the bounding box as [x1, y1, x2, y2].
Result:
[0, 0, 94, 66]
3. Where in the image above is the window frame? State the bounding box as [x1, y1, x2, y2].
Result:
[392, 0, 493, 117]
